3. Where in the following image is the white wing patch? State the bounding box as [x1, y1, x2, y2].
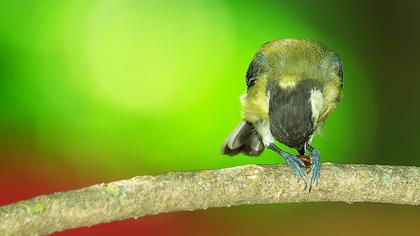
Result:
[309, 89, 324, 126]
[255, 120, 274, 146]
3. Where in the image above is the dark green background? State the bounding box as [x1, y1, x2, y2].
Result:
[1, 0, 419, 235]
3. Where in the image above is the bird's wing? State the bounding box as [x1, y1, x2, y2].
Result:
[245, 53, 268, 90]
[241, 53, 270, 123]
[221, 121, 264, 156]
[222, 121, 254, 150]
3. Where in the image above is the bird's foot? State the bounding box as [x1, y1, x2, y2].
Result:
[306, 144, 321, 192]
[268, 143, 308, 188]
[282, 152, 308, 187]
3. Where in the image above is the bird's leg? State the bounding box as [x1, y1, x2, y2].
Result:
[268, 143, 307, 186]
[297, 146, 305, 155]
[306, 143, 321, 189]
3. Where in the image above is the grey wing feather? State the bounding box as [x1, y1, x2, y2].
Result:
[223, 121, 253, 150]
[221, 121, 264, 156]
[241, 132, 264, 156]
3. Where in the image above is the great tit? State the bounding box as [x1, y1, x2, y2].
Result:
[222, 38, 343, 189]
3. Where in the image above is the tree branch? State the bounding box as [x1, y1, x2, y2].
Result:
[1, 163, 419, 235]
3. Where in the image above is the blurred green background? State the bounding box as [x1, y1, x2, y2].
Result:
[1, 0, 419, 235]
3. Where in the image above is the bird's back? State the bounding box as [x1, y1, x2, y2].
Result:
[258, 39, 336, 86]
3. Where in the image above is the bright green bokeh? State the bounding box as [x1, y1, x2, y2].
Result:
[0, 0, 376, 177]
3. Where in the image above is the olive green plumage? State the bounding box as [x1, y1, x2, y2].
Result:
[222, 38, 343, 156]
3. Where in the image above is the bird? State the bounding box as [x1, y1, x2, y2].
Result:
[221, 38, 343, 189]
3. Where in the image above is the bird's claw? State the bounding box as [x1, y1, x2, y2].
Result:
[306, 146, 321, 192]
[283, 152, 307, 187]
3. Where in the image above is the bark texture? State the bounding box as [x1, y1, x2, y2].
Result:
[0, 163, 419, 235]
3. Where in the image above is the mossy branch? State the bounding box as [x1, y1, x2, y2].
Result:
[1, 163, 419, 235]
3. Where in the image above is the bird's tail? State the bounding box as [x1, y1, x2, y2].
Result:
[221, 121, 264, 156]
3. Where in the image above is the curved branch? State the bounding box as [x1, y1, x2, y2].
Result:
[1, 163, 419, 235]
